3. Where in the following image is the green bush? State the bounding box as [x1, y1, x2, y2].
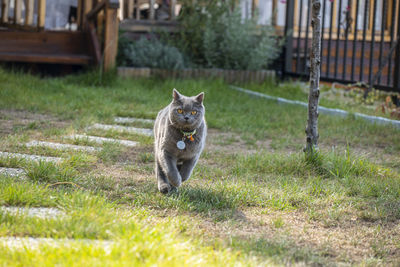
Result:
[118, 36, 186, 69]
[176, 0, 282, 70]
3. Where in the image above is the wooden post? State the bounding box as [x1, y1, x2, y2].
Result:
[83, 0, 93, 24]
[149, 0, 155, 20]
[37, 0, 46, 28]
[1, 0, 9, 23]
[103, 3, 119, 71]
[170, 0, 176, 20]
[14, 0, 22, 24]
[305, 0, 322, 154]
[25, 0, 34, 25]
[77, 0, 83, 29]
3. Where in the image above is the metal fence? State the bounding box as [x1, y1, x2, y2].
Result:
[284, 0, 400, 92]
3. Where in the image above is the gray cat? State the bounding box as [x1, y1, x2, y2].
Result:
[154, 89, 207, 194]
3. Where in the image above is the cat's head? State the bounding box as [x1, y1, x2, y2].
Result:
[169, 88, 205, 130]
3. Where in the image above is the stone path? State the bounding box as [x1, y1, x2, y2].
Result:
[0, 237, 113, 252]
[88, 123, 153, 136]
[66, 134, 138, 147]
[0, 206, 65, 219]
[114, 116, 154, 124]
[0, 116, 153, 252]
[0, 152, 62, 163]
[0, 167, 25, 177]
[26, 141, 101, 153]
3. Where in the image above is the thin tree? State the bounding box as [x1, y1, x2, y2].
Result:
[305, 0, 322, 155]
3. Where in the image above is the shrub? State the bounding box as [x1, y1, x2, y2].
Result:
[176, 0, 282, 70]
[118, 36, 186, 69]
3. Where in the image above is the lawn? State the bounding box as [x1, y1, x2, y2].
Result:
[0, 68, 399, 266]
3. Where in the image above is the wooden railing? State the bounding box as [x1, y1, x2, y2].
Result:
[0, 0, 46, 29]
[85, 0, 119, 70]
[0, 0, 119, 70]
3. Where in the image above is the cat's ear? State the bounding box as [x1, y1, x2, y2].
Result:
[195, 92, 204, 104]
[173, 88, 182, 101]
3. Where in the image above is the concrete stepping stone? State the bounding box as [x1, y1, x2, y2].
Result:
[26, 141, 101, 153]
[0, 167, 25, 177]
[0, 152, 62, 163]
[88, 123, 153, 136]
[66, 134, 138, 147]
[0, 206, 65, 219]
[0, 237, 113, 252]
[114, 116, 154, 124]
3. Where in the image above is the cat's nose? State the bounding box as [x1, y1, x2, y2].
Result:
[184, 116, 189, 121]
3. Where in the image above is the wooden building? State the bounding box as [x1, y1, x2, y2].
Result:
[0, 0, 119, 70]
[1, 0, 399, 91]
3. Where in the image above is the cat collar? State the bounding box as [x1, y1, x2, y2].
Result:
[180, 129, 197, 142]
[177, 129, 196, 150]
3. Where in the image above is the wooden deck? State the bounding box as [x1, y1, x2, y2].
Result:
[0, 30, 92, 65]
[0, 0, 119, 70]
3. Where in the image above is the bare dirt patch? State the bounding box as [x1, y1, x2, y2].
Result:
[206, 128, 274, 154]
[185, 207, 400, 265]
[0, 109, 69, 136]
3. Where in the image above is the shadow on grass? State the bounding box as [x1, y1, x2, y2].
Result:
[115, 179, 241, 221]
[230, 236, 330, 266]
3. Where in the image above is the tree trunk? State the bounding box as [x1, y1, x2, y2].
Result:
[305, 0, 322, 154]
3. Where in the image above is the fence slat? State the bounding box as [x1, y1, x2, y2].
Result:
[284, 0, 294, 73]
[359, 0, 369, 81]
[368, 0, 378, 85]
[333, 0, 342, 78]
[342, 0, 350, 80]
[393, 0, 400, 91]
[387, 0, 397, 85]
[377, 0, 387, 84]
[350, 0, 360, 81]
[303, 0, 311, 74]
[296, 0, 303, 73]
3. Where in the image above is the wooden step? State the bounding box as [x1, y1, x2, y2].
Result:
[0, 52, 91, 65]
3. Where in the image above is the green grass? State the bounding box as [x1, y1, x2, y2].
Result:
[244, 80, 400, 120]
[0, 180, 256, 266]
[0, 68, 399, 265]
[1, 68, 399, 152]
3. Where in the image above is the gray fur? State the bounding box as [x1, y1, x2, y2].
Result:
[154, 89, 207, 194]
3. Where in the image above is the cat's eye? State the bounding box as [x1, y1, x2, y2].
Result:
[177, 109, 183, 114]
[191, 111, 197, 115]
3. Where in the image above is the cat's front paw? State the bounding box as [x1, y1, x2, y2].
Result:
[158, 183, 171, 194]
